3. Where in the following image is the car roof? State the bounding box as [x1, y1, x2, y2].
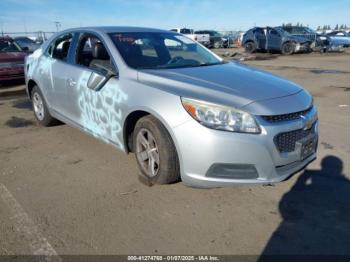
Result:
[0, 36, 13, 41]
[63, 26, 173, 34]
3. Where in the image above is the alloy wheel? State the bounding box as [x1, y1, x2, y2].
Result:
[136, 128, 160, 177]
[33, 92, 45, 121]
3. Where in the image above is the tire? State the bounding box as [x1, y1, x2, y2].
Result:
[133, 115, 180, 185]
[31, 85, 56, 126]
[281, 42, 295, 55]
[244, 41, 256, 53]
[214, 41, 221, 49]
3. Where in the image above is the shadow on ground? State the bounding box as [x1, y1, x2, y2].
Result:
[259, 155, 350, 259]
[5, 116, 34, 128]
[12, 98, 32, 110]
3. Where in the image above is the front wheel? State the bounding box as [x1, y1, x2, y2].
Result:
[281, 42, 295, 55]
[133, 115, 180, 185]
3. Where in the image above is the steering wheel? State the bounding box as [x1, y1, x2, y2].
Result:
[167, 56, 184, 64]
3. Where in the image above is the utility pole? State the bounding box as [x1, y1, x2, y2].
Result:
[0, 19, 4, 36]
[54, 21, 61, 32]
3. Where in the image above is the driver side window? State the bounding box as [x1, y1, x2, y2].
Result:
[75, 33, 116, 75]
[270, 29, 280, 36]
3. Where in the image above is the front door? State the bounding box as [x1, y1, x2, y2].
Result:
[267, 28, 282, 50]
[64, 32, 127, 149]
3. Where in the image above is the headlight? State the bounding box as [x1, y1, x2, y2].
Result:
[181, 97, 260, 133]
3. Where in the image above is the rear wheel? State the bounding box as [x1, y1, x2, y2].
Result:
[281, 42, 295, 55]
[133, 115, 180, 185]
[244, 41, 256, 53]
[31, 86, 56, 126]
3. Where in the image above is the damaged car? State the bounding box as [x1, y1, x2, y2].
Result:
[327, 31, 350, 47]
[243, 27, 313, 55]
[25, 27, 318, 187]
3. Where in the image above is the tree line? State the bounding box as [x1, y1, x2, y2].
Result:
[281, 23, 349, 31]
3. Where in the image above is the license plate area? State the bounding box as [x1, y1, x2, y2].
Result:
[296, 134, 317, 161]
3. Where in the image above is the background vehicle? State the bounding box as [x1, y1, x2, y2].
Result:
[0, 36, 27, 81]
[280, 25, 331, 51]
[170, 28, 210, 47]
[221, 33, 236, 48]
[14, 36, 41, 52]
[195, 30, 224, 48]
[281, 26, 317, 42]
[242, 27, 312, 55]
[327, 31, 350, 47]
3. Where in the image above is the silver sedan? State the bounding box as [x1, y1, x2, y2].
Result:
[25, 27, 318, 187]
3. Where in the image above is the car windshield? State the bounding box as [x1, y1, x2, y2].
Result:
[275, 28, 290, 36]
[109, 32, 223, 69]
[15, 37, 35, 45]
[303, 27, 316, 34]
[0, 40, 22, 52]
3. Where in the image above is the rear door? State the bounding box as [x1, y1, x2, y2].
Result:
[255, 28, 267, 49]
[48, 33, 75, 116]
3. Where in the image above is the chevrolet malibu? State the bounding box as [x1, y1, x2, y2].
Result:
[25, 27, 318, 187]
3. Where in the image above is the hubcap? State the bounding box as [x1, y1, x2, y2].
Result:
[136, 128, 160, 177]
[33, 92, 45, 121]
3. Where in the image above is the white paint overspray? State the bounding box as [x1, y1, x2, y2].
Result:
[76, 71, 128, 149]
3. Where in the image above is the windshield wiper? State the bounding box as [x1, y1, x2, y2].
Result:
[199, 61, 226, 67]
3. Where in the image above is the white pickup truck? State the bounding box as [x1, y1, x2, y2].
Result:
[170, 28, 210, 47]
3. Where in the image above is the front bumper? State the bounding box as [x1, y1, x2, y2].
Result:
[295, 42, 311, 52]
[173, 107, 318, 187]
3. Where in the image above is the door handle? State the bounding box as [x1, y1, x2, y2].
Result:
[67, 78, 76, 87]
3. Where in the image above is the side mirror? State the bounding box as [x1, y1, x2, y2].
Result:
[87, 71, 108, 91]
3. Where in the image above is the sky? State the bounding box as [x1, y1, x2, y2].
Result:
[0, 0, 349, 33]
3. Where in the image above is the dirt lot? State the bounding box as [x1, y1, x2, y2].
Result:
[0, 49, 350, 257]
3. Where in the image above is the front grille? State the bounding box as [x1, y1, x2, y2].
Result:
[262, 107, 312, 123]
[274, 124, 315, 153]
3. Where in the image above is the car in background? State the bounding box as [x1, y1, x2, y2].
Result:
[14, 36, 41, 52]
[242, 27, 312, 55]
[195, 30, 224, 48]
[221, 32, 238, 48]
[170, 28, 210, 47]
[280, 26, 332, 51]
[25, 26, 318, 187]
[326, 31, 350, 47]
[0, 36, 27, 81]
[280, 26, 317, 42]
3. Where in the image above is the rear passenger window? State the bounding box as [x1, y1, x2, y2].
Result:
[48, 33, 73, 61]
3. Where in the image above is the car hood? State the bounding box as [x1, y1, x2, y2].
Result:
[0, 52, 26, 63]
[289, 35, 311, 43]
[137, 62, 304, 112]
